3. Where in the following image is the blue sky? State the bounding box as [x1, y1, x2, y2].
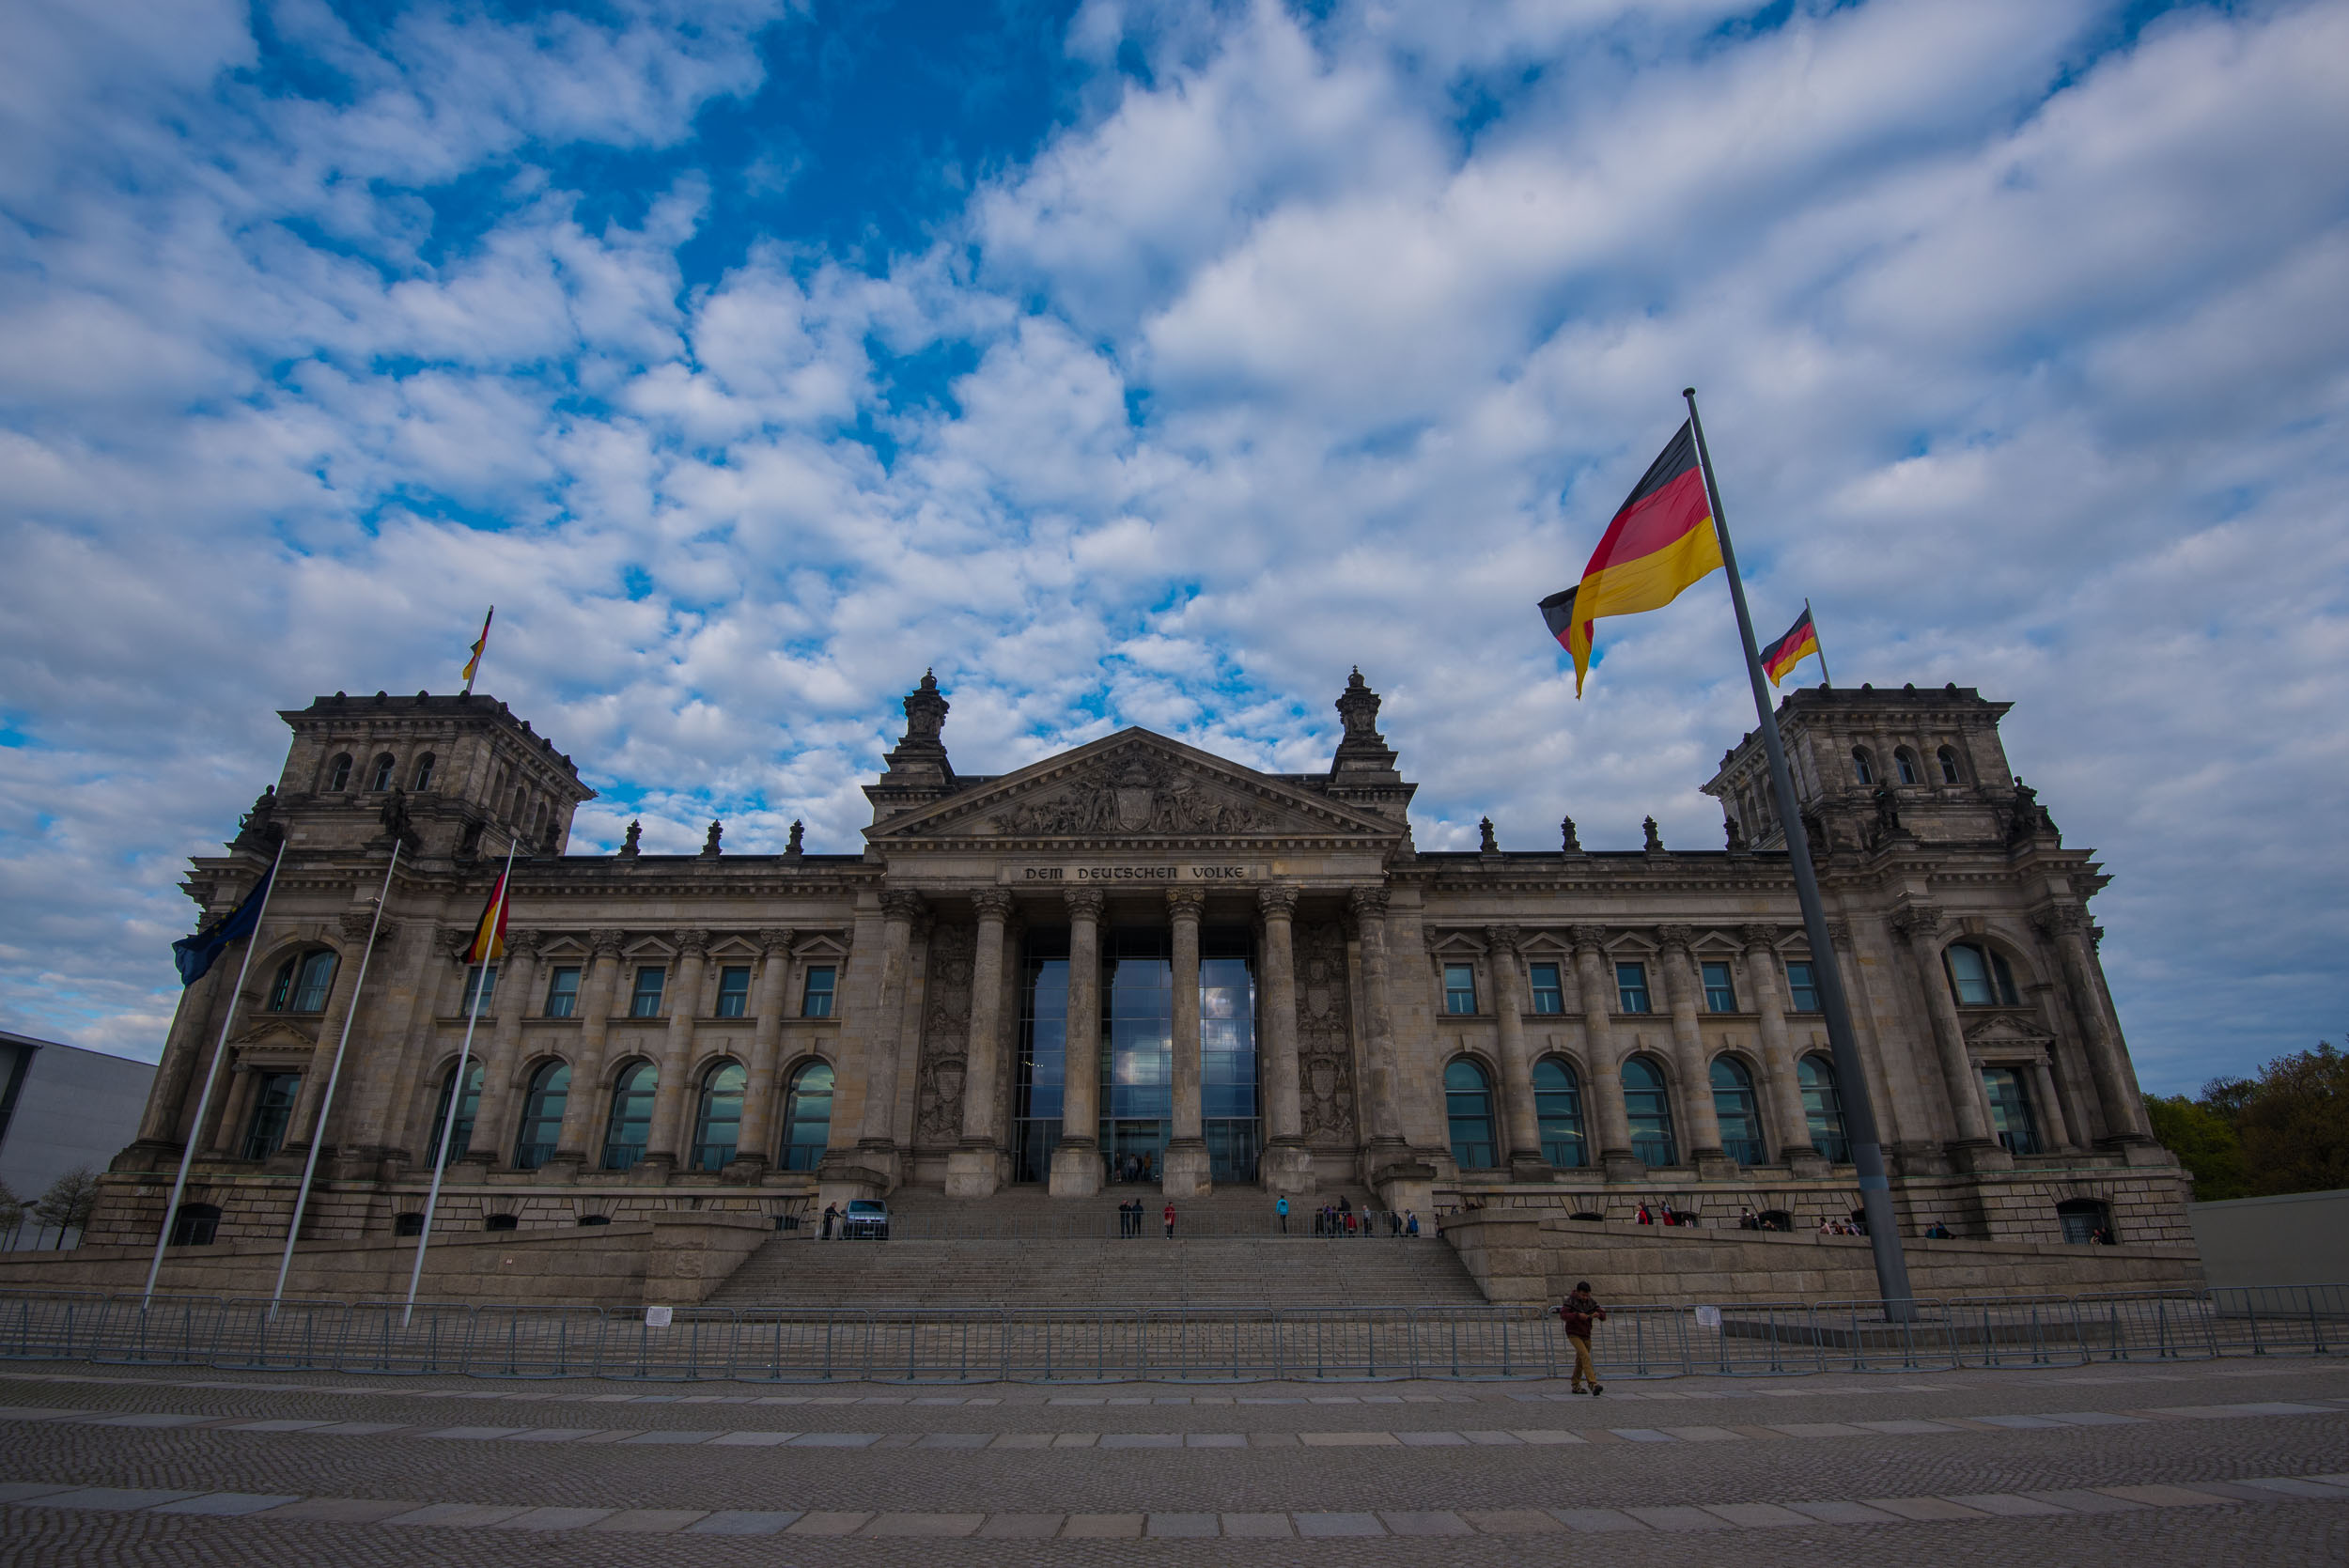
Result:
[2, 0, 2346, 1097]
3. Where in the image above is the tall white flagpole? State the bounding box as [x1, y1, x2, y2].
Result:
[402, 838, 518, 1327]
[143, 837, 288, 1311]
[269, 840, 399, 1318]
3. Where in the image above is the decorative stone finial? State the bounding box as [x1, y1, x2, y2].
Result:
[1335, 667, 1383, 740]
[701, 819, 723, 858]
[1643, 815, 1663, 852]
[619, 819, 641, 858]
[786, 819, 805, 859]
[902, 670, 949, 743]
[1723, 812, 1747, 852]
[1478, 816, 1498, 853]
[1561, 815, 1580, 852]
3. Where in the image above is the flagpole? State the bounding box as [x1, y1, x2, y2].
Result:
[269, 840, 399, 1319]
[401, 839, 516, 1327]
[142, 838, 288, 1312]
[1682, 387, 1914, 1320]
[1807, 598, 1833, 689]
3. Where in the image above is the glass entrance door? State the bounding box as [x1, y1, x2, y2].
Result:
[1104, 1118, 1167, 1185]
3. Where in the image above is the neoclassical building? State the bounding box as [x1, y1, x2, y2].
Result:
[91, 670, 2190, 1253]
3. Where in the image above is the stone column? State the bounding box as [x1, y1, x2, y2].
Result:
[640, 931, 709, 1179]
[1891, 905, 2003, 1163]
[548, 933, 622, 1170]
[855, 893, 925, 1186]
[946, 893, 1013, 1198]
[209, 1061, 257, 1158]
[1742, 926, 1817, 1173]
[463, 932, 540, 1165]
[1655, 926, 1727, 1172]
[1257, 886, 1313, 1196]
[1049, 889, 1105, 1197]
[1159, 888, 1211, 1199]
[2035, 907, 2155, 1146]
[2029, 1053, 2076, 1152]
[1349, 889, 1404, 1150]
[732, 928, 795, 1174]
[283, 912, 376, 1156]
[1484, 925, 1547, 1179]
[1571, 926, 1640, 1180]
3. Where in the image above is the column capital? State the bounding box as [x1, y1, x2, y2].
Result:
[338, 908, 380, 942]
[504, 928, 543, 959]
[1346, 886, 1390, 922]
[757, 926, 796, 955]
[589, 930, 626, 959]
[1166, 887, 1206, 922]
[1064, 887, 1105, 922]
[1484, 924, 1521, 955]
[673, 928, 710, 957]
[1568, 924, 1609, 955]
[972, 887, 1016, 922]
[1654, 923, 1696, 955]
[879, 889, 927, 923]
[1739, 924, 1783, 955]
[1890, 903, 1944, 941]
[1822, 920, 1850, 950]
[2030, 905, 2089, 939]
[1255, 885, 1298, 919]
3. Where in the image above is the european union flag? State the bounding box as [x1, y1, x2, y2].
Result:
[171, 863, 274, 987]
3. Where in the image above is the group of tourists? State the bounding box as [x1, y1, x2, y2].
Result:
[1632, 1201, 1698, 1227]
[1117, 1197, 1176, 1237]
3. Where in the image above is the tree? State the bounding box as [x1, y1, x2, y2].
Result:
[0, 1180, 22, 1247]
[30, 1168, 101, 1250]
[2233, 1042, 2349, 1198]
[2143, 1094, 2248, 1201]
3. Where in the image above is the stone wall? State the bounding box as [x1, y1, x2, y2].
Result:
[0, 1213, 771, 1309]
[1444, 1210, 2204, 1307]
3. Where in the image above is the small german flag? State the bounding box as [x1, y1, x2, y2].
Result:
[462, 868, 511, 966]
[1541, 422, 1724, 695]
[1759, 606, 1822, 687]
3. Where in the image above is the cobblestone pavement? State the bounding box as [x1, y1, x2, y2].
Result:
[2, 1358, 2344, 1563]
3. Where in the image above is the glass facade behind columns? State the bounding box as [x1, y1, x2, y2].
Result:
[1199, 927, 1260, 1184]
[1011, 930, 1070, 1184]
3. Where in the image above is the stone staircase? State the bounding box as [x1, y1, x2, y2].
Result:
[702, 1188, 1487, 1312]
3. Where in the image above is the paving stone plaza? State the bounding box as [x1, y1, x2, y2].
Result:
[4, 1356, 2344, 1563]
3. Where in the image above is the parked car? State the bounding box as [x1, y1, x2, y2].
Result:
[840, 1199, 890, 1240]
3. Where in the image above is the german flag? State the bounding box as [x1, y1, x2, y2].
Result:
[1759, 606, 1821, 687]
[1540, 422, 1723, 695]
[461, 868, 511, 966]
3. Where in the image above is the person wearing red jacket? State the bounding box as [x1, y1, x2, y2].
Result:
[1558, 1281, 1607, 1395]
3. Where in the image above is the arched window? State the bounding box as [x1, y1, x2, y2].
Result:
[427, 1059, 483, 1164]
[169, 1203, 222, 1247]
[1981, 1065, 2041, 1156]
[1709, 1057, 1766, 1165]
[2056, 1197, 2114, 1245]
[368, 753, 397, 791]
[1945, 942, 2021, 1006]
[512, 1061, 569, 1170]
[1444, 1058, 1498, 1171]
[1621, 1056, 1676, 1167]
[412, 753, 436, 791]
[484, 1213, 519, 1232]
[241, 1071, 302, 1159]
[692, 1061, 746, 1172]
[1851, 747, 1875, 785]
[269, 950, 338, 1013]
[601, 1061, 657, 1171]
[326, 753, 352, 792]
[1532, 1058, 1587, 1169]
[779, 1060, 833, 1172]
[1797, 1055, 1850, 1162]
[1893, 748, 1921, 786]
[1937, 746, 1961, 784]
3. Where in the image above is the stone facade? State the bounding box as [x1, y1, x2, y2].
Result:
[88, 671, 2193, 1292]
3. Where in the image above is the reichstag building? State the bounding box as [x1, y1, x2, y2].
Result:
[92, 669, 2191, 1252]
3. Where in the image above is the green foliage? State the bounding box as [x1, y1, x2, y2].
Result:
[2142, 1094, 2248, 1201]
[2147, 1040, 2349, 1201]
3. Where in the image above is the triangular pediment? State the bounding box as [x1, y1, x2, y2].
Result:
[1961, 1013, 2057, 1051]
[867, 728, 1402, 847]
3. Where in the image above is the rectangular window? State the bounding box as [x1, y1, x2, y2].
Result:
[1528, 963, 1564, 1015]
[714, 965, 751, 1018]
[1615, 962, 1651, 1014]
[542, 966, 580, 1018]
[629, 966, 665, 1017]
[459, 964, 497, 1014]
[1785, 960, 1821, 1013]
[1702, 961, 1738, 1014]
[1946, 943, 2020, 1006]
[801, 966, 836, 1018]
[1442, 963, 1478, 1015]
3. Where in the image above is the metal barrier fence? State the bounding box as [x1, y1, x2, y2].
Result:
[0, 1285, 2339, 1384]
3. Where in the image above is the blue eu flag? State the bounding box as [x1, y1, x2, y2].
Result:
[170, 864, 274, 987]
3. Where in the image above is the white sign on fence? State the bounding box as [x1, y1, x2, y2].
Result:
[644, 1305, 673, 1328]
[1693, 1305, 1722, 1329]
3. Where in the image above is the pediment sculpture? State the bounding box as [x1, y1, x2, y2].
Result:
[988, 753, 1265, 837]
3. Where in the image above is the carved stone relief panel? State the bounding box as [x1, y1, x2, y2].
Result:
[1295, 920, 1359, 1145]
[988, 752, 1265, 836]
[914, 921, 975, 1146]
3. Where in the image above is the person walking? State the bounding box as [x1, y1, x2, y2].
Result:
[1276, 1196, 1289, 1234]
[1405, 1210, 1419, 1238]
[1559, 1281, 1607, 1396]
[1162, 1200, 1177, 1240]
[820, 1203, 838, 1241]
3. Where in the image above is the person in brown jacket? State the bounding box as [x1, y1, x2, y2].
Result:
[1559, 1281, 1606, 1395]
